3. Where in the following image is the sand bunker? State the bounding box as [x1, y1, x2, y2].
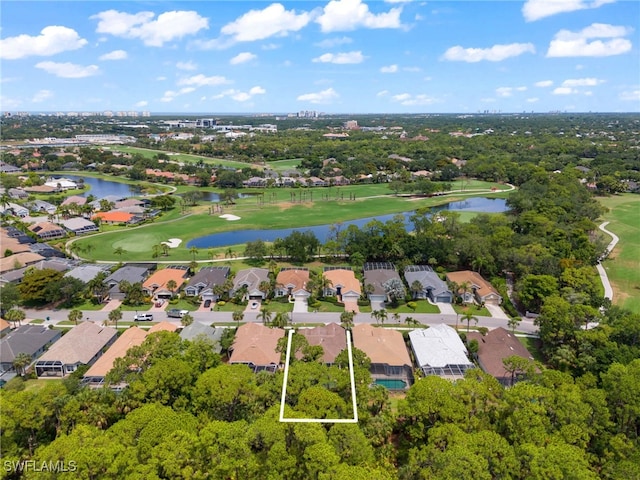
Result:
[162, 238, 183, 248]
[220, 214, 241, 221]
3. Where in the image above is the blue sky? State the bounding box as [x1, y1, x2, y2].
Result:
[1, 0, 639, 113]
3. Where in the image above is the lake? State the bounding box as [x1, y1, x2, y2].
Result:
[186, 197, 509, 248]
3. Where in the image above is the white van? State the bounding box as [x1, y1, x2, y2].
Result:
[134, 313, 154, 322]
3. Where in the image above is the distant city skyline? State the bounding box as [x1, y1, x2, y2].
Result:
[1, 1, 639, 114]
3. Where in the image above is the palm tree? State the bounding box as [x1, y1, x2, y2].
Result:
[259, 280, 272, 299]
[208, 249, 216, 264]
[392, 312, 401, 323]
[410, 280, 424, 299]
[189, 246, 199, 261]
[68, 309, 83, 325]
[461, 312, 479, 333]
[340, 311, 355, 331]
[108, 308, 123, 329]
[12, 352, 32, 376]
[161, 243, 170, 257]
[166, 280, 178, 296]
[152, 244, 163, 259]
[5, 308, 26, 327]
[272, 312, 290, 328]
[317, 274, 333, 298]
[181, 313, 194, 327]
[232, 310, 244, 327]
[507, 317, 521, 333]
[371, 309, 380, 325]
[113, 246, 126, 257]
[378, 309, 388, 325]
[258, 308, 273, 326]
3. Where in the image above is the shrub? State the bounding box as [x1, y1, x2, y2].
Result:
[407, 301, 417, 311]
[217, 301, 226, 307]
[357, 299, 369, 306]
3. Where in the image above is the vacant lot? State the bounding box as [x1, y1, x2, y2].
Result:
[598, 194, 640, 313]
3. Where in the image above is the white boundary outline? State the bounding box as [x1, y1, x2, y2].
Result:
[279, 328, 359, 423]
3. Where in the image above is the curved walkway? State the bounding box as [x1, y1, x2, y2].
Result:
[597, 221, 619, 301]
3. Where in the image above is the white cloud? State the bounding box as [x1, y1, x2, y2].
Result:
[522, 0, 616, 22]
[156, 76, 167, 81]
[312, 51, 365, 64]
[561, 77, 604, 87]
[535, 80, 554, 87]
[380, 64, 398, 73]
[496, 86, 527, 97]
[547, 23, 633, 57]
[314, 36, 353, 48]
[161, 87, 196, 102]
[176, 61, 197, 70]
[377, 90, 389, 97]
[209, 86, 266, 102]
[219, 4, 312, 43]
[297, 87, 339, 103]
[391, 93, 437, 106]
[0, 26, 87, 60]
[526, 97, 540, 103]
[0, 96, 22, 109]
[177, 74, 231, 87]
[91, 9, 209, 47]
[442, 43, 535, 62]
[230, 52, 257, 65]
[620, 90, 640, 101]
[552, 87, 578, 95]
[135, 100, 148, 107]
[35, 61, 100, 78]
[99, 50, 128, 61]
[32, 90, 53, 103]
[316, 0, 404, 32]
[261, 43, 280, 50]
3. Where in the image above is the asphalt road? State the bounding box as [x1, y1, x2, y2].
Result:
[23, 308, 539, 334]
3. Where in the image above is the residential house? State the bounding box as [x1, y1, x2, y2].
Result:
[298, 323, 347, 364]
[1, 258, 71, 284]
[409, 325, 474, 379]
[352, 324, 413, 389]
[322, 267, 361, 312]
[28, 243, 67, 259]
[104, 265, 151, 300]
[35, 322, 117, 378]
[0, 235, 32, 256]
[184, 266, 230, 302]
[142, 266, 189, 299]
[363, 263, 405, 304]
[230, 268, 270, 300]
[23, 185, 57, 194]
[64, 264, 110, 284]
[92, 211, 138, 225]
[28, 200, 57, 214]
[0, 325, 61, 375]
[445, 271, 502, 305]
[28, 222, 66, 240]
[8, 188, 28, 200]
[61, 195, 87, 208]
[83, 326, 148, 388]
[229, 323, 284, 373]
[148, 321, 178, 333]
[61, 217, 99, 235]
[467, 327, 536, 386]
[44, 178, 77, 190]
[404, 265, 453, 303]
[0, 252, 46, 274]
[0, 202, 28, 217]
[0, 162, 20, 173]
[180, 323, 224, 354]
[244, 177, 267, 188]
[307, 176, 326, 187]
[0, 319, 11, 338]
[275, 268, 310, 300]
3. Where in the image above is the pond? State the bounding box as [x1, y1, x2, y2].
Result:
[64, 175, 143, 199]
[186, 197, 509, 248]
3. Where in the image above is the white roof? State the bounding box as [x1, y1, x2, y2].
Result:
[409, 324, 473, 369]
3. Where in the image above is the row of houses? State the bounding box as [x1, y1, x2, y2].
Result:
[1, 318, 533, 389]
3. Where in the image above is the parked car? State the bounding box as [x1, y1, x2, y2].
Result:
[204, 299, 212, 308]
[154, 299, 164, 307]
[167, 309, 189, 318]
[134, 313, 154, 322]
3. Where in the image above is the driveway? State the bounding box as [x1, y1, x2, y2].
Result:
[437, 302, 456, 315]
[293, 298, 308, 313]
[485, 303, 509, 319]
[101, 299, 122, 311]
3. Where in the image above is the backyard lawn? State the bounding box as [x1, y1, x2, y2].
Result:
[597, 194, 640, 314]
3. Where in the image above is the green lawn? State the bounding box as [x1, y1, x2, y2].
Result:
[71, 181, 511, 263]
[267, 159, 304, 172]
[105, 145, 252, 169]
[385, 300, 441, 314]
[597, 194, 640, 313]
[453, 304, 492, 317]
